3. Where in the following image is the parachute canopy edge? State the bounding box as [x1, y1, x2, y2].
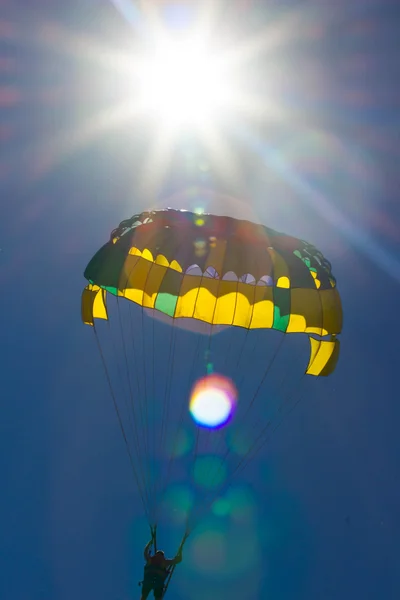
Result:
[81, 284, 108, 326]
[306, 335, 340, 377]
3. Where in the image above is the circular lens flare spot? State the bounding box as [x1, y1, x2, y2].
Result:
[191, 529, 227, 573]
[189, 374, 237, 429]
[161, 484, 194, 523]
[193, 455, 227, 490]
[212, 497, 231, 517]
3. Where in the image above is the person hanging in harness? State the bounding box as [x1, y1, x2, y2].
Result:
[140, 533, 183, 600]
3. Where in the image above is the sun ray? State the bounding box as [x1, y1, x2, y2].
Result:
[26, 3, 318, 191]
[27, 100, 140, 177]
[137, 121, 178, 199]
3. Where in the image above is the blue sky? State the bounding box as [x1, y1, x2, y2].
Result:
[1, 1, 400, 599]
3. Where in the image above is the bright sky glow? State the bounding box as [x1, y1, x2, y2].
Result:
[135, 35, 236, 130]
[34, 6, 366, 226]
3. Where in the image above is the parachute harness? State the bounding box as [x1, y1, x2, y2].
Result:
[139, 525, 189, 598]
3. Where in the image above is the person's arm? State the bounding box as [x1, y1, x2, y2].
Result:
[144, 540, 152, 561]
[165, 551, 182, 567]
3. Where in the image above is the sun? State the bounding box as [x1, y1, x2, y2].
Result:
[134, 33, 237, 131]
[31, 8, 294, 198]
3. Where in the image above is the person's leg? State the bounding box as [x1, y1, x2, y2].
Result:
[140, 582, 151, 600]
[153, 585, 164, 600]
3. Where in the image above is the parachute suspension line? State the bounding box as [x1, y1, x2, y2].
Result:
[158, 235, 194, 470]
[101, 312, 151, 509]
[202, 330, 286, 491]
[130, 259, 158, 520]
[125, 258, 158, 520]
[185, 323, 227, 526]
[234, 331, 292, 446]
[149, 318, 161, 524]
[189, 372, 310, 533]
[153, 316, 185, 524]
[185, 321, 244, 531]
[155, 258, 207, 523]
[156, 325, 206, 522]
[158, 333, 203, 509]
[235, 329, 263, 388]
[185, 327, 220, 507]
[232, 331, 288, 452]
[186, 283, 245, 531]
[116, 297, 151, 504]
[92, 323, 151, 523]
[152, 524, 158, 553]
[140, 305, 150, 462]
[151, 298, 157, 517]
[218, 328, 237, 376]
[230, 374, 310, 479]
[231, 326, 252, 375]
[195, 322, 217, 466]
[241, 332, 286, 422]
[199, 274, 239, 464]
[202, 325, 219, 471]
[184, 426, 202, 535]
[162, 322, 179, 447]
[234, 369, 318, 505]
[119, 301, 153, 513]
[186, 283, 257, 530]
[139, 303, 154, 517]
[186, 419, 201, 519]
[228, 340, 333, 484]
[161, 531, 190, 599]
[126, 303, 146, 432]
[206, 326, 261, 461]
[157, 318, 178, 473]
[187, 331, 290, 530]
[126, 302, 152, 505]
[204, 315, 215, 370]
[199, 280, 263, 464]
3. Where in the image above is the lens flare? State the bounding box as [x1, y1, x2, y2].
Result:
[189, 373, 237, 429]
[193, 455, 227, 489]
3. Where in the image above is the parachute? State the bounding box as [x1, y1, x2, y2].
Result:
[81, 207, 342, 536]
